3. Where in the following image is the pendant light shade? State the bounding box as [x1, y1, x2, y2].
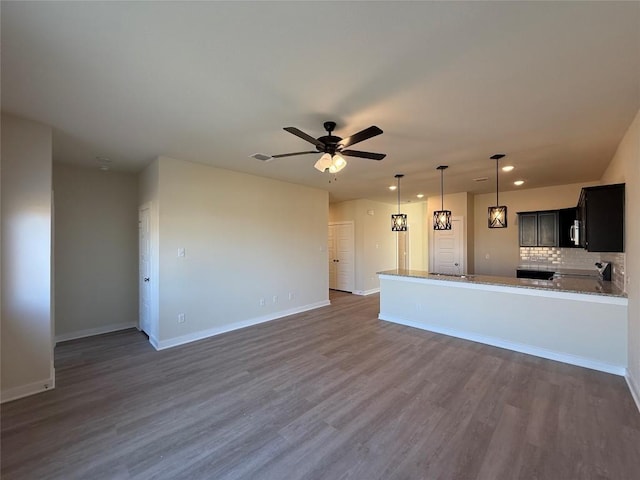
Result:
[488, 153, 507, 228]
[391, 174, 407, 231]
[433, 165, 452, 230]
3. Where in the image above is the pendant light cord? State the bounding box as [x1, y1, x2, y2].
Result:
[440, 168, 444, 210]
[495, 158, 499, 206]
[397, 176, 401, 214]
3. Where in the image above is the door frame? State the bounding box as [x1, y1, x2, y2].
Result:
[328, 221, 355, 292]
[430, 215, 465, 274]
[138, 202, 154, 337]
[396, 226, 410, 270]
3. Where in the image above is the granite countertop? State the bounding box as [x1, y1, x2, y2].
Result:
[378, 269, 627, 298]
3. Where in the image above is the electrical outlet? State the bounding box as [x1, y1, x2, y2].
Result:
[288, 292, 294, 301]
[178, 313, 186, 324]
[177, 247, 185, 257]
[259, 298, 266, 307]
[272, 295, 278, 304]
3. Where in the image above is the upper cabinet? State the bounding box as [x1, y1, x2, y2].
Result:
[578, 183, 625, 252]
[518, 210, 558, 247]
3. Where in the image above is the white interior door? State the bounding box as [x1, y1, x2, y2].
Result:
[139, 205, 151, 335]
[328, 225, 337, 289]
[433, 217, 464, 274]
[328, 222, 354, 292]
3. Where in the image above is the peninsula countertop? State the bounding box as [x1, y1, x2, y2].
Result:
[377, 269, 626, 298]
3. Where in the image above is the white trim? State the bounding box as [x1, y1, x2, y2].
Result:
[377, 274, 628, 306]
[352, 288, 380, 296]
[55, 322, 137, 344]
[328, 221, 355, 293]
[1, 374, 55, 404]
[379, 313, 626, 376]
[152, 300, 330, 351]
[431, 215, 465, 275]
[148, 334, 160, 350]
[625, 370, 640, 413]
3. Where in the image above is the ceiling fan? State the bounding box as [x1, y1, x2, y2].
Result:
[256, 121, 386, 173]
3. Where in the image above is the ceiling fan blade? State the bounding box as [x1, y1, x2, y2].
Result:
[271, 151, 318, 159]
[283, 127, 325, 149]
[339, 126, 383, 149]
[341, 150, 386, 160]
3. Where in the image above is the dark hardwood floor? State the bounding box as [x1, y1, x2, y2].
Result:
[2, 291, 639, 479]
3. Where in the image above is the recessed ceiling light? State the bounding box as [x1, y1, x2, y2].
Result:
[417, 194, 424, 199]
[502, 165, 514, 172]
[514, 180, 524, 186]
[96, 156, 112, 164]
[389, 185, 397, 191]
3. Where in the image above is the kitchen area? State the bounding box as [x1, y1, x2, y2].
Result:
[515, 183, 625, 292]
[378, 182, 628, 376]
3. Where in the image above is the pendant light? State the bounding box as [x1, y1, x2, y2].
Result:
[391, 174, 407, 231]
[488, 153, 507, 228]
[433, 165, 452, 230]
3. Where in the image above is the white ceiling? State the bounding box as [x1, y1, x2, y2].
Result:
[2, 1, 639, 204]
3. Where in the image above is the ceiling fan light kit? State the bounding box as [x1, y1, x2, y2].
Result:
[433, 165, 452, 230]
[314, 152, 347, 173]
[488, 153, 508, 228]
[391, 174, 408, 232]
[266, 121, 386, 173]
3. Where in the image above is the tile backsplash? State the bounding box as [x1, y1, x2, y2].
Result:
[520, 247, 626, 292]
[601, 252, 625, 292]
[520, 246, 601, 269]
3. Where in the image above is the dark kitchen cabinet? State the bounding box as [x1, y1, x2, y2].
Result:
[578, 183, 625, 252]
[519, 213, 538, 246]
[538, 211, 558, 246]
[518, 210, 558, 247]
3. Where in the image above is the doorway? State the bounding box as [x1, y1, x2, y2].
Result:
[397, 229, 409, 270]
[433, 216, 464, 274]
[328, 222, 355, 292]
[138, 204, 151, 335]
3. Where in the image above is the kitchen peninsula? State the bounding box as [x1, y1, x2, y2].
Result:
[378, 269, 628, 375]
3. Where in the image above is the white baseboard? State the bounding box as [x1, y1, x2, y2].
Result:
[379, 313, 626, 376]
[625, 370, 640, 413]
[149, 333, 160, 350]
[153, 300, 331, 351]
[353, 288, 380, 296]
[55, 322, 137, 344]
[1, 372, 55, 404]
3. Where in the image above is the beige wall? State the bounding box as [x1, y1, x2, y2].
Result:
[143, 156, 329, 348]
[329, 199, 426, 293]
[53, 164, 139, 340]
[427, 192, 473, 273]
[1, 114, 54, 402]
[404, 201, 428, 272]
[473, 182, 597, 277]
[330, 200, 391, 293]
[600, 108, 640, 403]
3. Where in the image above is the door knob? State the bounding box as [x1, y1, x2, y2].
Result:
[144, 277, 150, 282]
